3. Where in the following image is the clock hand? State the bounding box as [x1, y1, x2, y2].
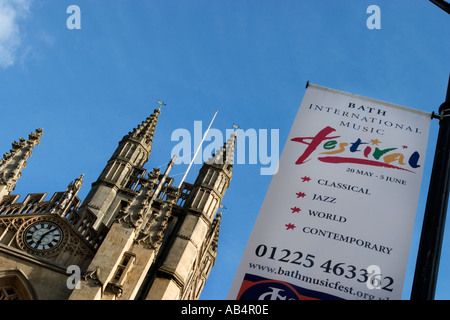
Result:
[36, 228, 57, 246]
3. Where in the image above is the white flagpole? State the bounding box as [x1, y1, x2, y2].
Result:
[178, 110, 218, 188]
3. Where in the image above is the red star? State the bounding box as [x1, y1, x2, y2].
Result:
[402, 145, 408, 149]
[285, 223, 296, 230]
[301, 176, 311, 182]
[291, 207, 301, 213]
[296, 192, 306, 198]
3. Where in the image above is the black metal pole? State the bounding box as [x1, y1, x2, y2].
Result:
[429, 0, 450, 14]
[411, 74, 450, 300]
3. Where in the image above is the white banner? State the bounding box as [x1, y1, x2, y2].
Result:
[228, 84, 431, 300]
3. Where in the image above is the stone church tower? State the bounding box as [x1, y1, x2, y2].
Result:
[0, 107, 236, 300]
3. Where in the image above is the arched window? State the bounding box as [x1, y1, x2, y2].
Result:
[0, 270, 37, 300]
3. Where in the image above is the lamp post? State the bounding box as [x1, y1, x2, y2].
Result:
[411, 73, 450, 300]
[410, 1, 450, 299]
[429, 0, 450, 14]
[411, 0, 450, 300]
[410, 0, 449, 300]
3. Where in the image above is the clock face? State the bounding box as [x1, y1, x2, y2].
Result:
[23, 221, 63, 252]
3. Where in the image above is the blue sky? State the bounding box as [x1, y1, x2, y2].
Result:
[0, 0, 449, 300]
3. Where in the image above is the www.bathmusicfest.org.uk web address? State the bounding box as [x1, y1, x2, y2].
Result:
[247, 262, 391, 300]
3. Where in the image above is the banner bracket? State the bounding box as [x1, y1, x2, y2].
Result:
[431, 111, 442, 120]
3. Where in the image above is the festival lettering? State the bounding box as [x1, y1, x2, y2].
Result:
[291, 126, 421, 173]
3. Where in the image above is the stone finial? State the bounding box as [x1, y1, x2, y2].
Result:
[207, 132, 237, 165]
[0, 128, 44, 195]
[130, 108, 161, 146]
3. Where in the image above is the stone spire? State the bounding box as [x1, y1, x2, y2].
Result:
[57, 174, 85, 215]
[125, 107, 161, 152]
[80, 107, 163, 230]
[0, 129, 43, 200]
[145, 134, 237, 300]
[207, 132, 237, 166]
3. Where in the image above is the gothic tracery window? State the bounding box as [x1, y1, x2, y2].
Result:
[0, 271, 35, 300]
[0, 286, 20, 300]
